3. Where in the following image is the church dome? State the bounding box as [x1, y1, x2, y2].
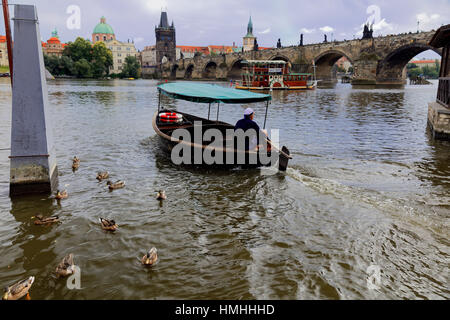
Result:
[93, 17, 115, 35]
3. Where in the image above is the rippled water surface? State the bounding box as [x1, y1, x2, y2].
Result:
[0, 78, 448, 300]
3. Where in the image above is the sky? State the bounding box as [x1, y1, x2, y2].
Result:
[1, 0, 448, 59]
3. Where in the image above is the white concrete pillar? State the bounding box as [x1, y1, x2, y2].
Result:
[9, 4, 58, 196]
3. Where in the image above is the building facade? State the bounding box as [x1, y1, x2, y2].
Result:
[92, 17, 138, 74]
[105, 39, 138, 74]
[42, 29, 67, 57]
[243, 16, 256, 52]
[0, 35, 8, 67]
[155, 12, 176, 64]
[410, 59, 441, 69]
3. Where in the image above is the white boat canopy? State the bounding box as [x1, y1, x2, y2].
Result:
[242, 60, 288, 64]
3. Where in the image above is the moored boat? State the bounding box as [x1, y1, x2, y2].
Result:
[153, 83, 292, 171]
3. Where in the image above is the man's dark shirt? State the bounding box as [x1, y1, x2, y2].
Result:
[234, 116, 261, 150]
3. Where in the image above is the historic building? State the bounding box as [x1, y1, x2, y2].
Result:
[92, 17, 138, 74]
[42, 29, 67, 57]
[243, 16, 256, 52]
[92, 17, 116, 43]
[410, 59, 441, 69]
[155, 11, 176, 64]
[0, 35, 8, 67]
[105, 39, 138, 74]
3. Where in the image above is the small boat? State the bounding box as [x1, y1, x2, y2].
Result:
[235, 60, 317, 91]
[153, 83, 292, 171]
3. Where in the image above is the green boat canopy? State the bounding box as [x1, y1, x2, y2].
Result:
[158, 83, 272, 104]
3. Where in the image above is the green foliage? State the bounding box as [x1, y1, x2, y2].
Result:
[91, 42, 113, 78]
[64, 37, 93, 62]
[348, 66, 354, 74]
[74, 59, 93, 78]
[120, 56, 140, 79]
[44, 37, 113, 79]
[407, 61, 440, 79]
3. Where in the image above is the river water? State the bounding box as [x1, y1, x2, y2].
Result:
[0, 78, 448, 300]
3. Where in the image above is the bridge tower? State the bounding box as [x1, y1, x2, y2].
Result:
[155, 11, 176, 64]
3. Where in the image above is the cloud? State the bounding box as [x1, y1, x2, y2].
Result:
[417, 13, 443, 30]
[300, 28, 315, 34]
[258, 28, 271, 34]
[133, 37, 144, 43]
[319, 26, 334, 33]
[141, 0, 168, 13]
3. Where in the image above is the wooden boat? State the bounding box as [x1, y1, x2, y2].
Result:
[153, 83, 292, 171]
[235, 60, 317, 91]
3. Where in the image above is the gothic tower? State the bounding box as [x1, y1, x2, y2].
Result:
[155, 11, 176, 64]
[243, 16, 256, 52]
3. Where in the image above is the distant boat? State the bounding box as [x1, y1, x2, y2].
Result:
[235, 60, 316, 91]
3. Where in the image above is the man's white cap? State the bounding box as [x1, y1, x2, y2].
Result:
[244, 108, 254, 116]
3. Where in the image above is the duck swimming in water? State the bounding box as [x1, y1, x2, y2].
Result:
[156, 190, 167, 201]
[100, 218, 118, 232]
[55, 254, 75, 278]
[96, 171, 110, 181]
[107, 180, 125, 190]
[34, 214, 60, 226]
[142, 247, 158, 266]
[2, 276, 35, 300]
[55, 190, 68, 200]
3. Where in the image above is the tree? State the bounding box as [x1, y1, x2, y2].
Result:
[74, 59, 93, 78]
[63, 37, 93, 62]
[91, 42, 113, 78]
[121, 56, 140, 78]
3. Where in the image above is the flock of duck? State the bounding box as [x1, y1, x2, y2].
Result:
[2, 156, 165, 300]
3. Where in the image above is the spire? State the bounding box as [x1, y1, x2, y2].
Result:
[51, 28, 58, 38]
[100, 16, 106, 24]
[159, 12, 169, 28]
[247, 16, 253, 36]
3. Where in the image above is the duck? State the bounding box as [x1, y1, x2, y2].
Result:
[100, 218, 118, 232]
[72, 157, 80, 170]
[55, 254, 75, 278]
[2, 276, 35, 300]
[156, 190, 167, 201]
[107, 180, 125, 190]
[34, 214, 60, 226]
[96, 171, 110, 181]
[142, 247, 158, 266]
[55, 190, 68, 200]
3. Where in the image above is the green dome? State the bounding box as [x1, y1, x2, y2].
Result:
[93, 17, 114, 35]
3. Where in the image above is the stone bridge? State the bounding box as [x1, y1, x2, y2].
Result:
[161, 31, 442, 85]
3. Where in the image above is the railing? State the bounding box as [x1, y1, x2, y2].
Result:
[437, 77, 450, 108]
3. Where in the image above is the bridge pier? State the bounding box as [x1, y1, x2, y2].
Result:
[9, 4, 58, 196]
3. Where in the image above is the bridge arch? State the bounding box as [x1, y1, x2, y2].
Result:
[185, 64, 194, 79]
[269, 54, 291, 63]
[203, 61, 217, 79]
[170, 64, 179, 80]
[377, 43, 442, 83]
[314, 50, 354, 82]
[228, 59, 245, 79]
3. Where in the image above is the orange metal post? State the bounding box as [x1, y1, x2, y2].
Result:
[2, 0, 13, 86]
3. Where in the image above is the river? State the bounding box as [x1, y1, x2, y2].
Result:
[0, 78, 448, 300]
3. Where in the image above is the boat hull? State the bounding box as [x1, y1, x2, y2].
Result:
[235, 85, 316, 91]
[152, 110, 291, 170]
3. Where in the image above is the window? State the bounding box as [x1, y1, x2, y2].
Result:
[96, 36, 99, 41]
[103, 36, 107, 41]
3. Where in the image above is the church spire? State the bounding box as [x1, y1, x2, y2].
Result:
[247, 16, 253, 37]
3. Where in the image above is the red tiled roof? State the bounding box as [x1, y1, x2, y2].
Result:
[0, 35, 6, 43]
[47, 37, 61, 44]
[410, 60, 438, 64]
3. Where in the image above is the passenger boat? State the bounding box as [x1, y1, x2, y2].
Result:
[153, 82, 292, 171]
[235, 60, 317, 91]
